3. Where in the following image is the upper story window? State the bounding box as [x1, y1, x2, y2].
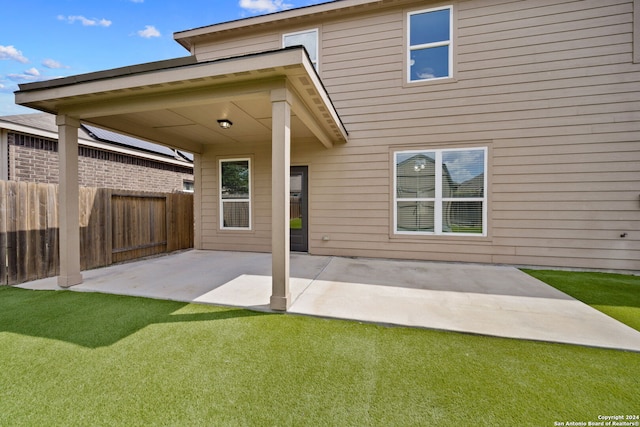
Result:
[394, 147, 487, 236]
[283, 29, 319, 70]
[408, 6, 452, 82]
[220, 158, 251, 230]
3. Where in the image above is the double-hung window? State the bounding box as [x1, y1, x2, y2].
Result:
[283, 29, 319, 69]
[220, 158, 251, 230]
[408, 6, 452, 82]
[394, 148, 487, 236]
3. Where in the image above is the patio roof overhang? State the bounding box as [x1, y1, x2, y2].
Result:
[15, 47, 348, 152]
[14, 47, 348, 311]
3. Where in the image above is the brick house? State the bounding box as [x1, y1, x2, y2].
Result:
[0, 113, 193, 193]
[14, 0, 640, 309]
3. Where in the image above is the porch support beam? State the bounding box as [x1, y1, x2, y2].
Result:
[270, 86, 292, 311]
[56, 114, 83, 287]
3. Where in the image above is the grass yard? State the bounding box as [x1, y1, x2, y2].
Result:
[1, 286, 638, 426]
[290, 217, 302, 229]
[523, 269, 640, 332]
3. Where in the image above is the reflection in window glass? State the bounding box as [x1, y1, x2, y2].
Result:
[397, 201, 434, 232]
[396, 152, 436, 198]
[443, 201, 483, 234]
[220, 159, 251, 229]
[394, 148, 486, 236]
[410, 8, 450, 45]
[443, 150, 485, 198]
[283, 29, 318, 69]
[408, 6, 452, 82]
[410, 46, 449, 81]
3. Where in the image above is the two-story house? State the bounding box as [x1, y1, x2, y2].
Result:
[14, 0, 640, 310]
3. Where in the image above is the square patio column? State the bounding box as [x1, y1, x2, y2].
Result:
[270, 87, 292, 311]
[56, 115, 83, 287]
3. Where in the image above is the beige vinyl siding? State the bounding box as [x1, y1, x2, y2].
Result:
[195, 32, 281, 61]
[196, 0, 639, 271]
[199, 141, 273, 252]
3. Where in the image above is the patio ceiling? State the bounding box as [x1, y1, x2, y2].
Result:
[15, 47, 348, 154]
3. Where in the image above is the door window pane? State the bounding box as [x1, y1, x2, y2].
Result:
[290, 174, 302, 230]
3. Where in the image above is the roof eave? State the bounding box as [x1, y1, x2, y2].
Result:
[14, 47, 347, 148]
[174, 0, 384, 51]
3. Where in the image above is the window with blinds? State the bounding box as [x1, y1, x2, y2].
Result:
[394, 148, 486, 236]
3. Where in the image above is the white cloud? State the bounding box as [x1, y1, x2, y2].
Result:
[24, 67, 40, 77]
[417, 71, 435, 80]
[443, 150, 485, 183]
[0, 45, 29, 63]
[239, 0, 292, 13]
[42, 58, 69, 69]
[7, 67, 42, 83]
[58, 15, 112, 27]
[131, 0, 144, 2]
[137, 25, 161, 38]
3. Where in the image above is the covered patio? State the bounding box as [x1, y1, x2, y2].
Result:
[15, 47, 348, 311]
[18, 250, 640, 352]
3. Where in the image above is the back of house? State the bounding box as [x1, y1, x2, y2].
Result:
[174, 0, 639, 271]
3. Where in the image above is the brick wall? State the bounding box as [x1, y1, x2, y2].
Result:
[8, 132, 193, 193]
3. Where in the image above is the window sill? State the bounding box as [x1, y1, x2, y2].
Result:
[403, 76, 457, 89]
[218, 228, 255, 234]
[390, 232, 492, 243]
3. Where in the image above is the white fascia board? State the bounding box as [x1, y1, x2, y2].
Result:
[0, 121, 93, 143]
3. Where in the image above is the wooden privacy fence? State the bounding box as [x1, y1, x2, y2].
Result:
[0, 181, 194, 286]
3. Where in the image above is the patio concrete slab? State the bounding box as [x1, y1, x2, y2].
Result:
[17, 250, 640, 352]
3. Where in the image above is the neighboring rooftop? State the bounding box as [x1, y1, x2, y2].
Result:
[0, 113, 193, 164]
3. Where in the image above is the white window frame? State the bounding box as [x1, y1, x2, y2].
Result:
[283, 28, 319, 70]
[182, 179, 194, 193]
[407, 5, 453, 82]
[394, 147, 487, 236]
[219, 158, 251, 230]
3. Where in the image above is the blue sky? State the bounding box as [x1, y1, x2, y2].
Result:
[0, 0, 331, 115]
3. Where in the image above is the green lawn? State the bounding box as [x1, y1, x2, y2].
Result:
[1, 286, 638, 426]
[523, 269, 640, 332]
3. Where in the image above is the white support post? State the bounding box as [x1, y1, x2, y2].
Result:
[56, 114, 83, 287]
[193, 152, 203, 250]
[270, 87, 292, 311]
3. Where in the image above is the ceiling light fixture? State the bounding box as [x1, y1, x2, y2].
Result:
[217, 119, 233, 129]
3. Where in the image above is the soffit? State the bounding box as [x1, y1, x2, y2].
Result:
[15, 48, 347, 154]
